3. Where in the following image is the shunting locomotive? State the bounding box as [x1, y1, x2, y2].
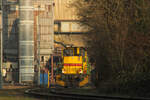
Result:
[56, 47, 91, 87]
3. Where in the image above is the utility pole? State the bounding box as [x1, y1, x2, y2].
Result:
[0, 0, 3, 89]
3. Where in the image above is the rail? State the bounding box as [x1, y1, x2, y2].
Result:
[25, 88, 150, 100]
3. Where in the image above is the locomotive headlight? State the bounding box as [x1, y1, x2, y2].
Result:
[79, 69, 83, 73]
[62, 69, 65, 73]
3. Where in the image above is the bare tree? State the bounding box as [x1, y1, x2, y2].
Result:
[74, 0, 150, 93]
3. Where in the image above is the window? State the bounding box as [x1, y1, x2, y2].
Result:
[54, 21, 85, 34]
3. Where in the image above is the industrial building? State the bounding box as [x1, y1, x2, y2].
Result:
[0, 0, 85, 84]
[54, 0, 85, 48]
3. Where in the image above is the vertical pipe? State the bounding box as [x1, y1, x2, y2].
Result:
[37, 6, 40, 85]
[0, 29, 2, 89]
[0, 1, 2, 89]
[51, 0, 54, 85]
[47, 71, 49, 88]
[0, 0, 3, 89]
[51, 0, 54, 52]
[19, 0, 34, 83]
[51, 54, 53, 84]
[42, 61, 44, 86]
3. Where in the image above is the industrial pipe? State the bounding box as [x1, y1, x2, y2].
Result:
[19, 0, 34, 83]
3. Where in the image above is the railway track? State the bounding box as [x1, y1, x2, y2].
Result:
[25, 88, 150, 100]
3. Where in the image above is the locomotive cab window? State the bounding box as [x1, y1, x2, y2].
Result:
[63, 48, 74, 56]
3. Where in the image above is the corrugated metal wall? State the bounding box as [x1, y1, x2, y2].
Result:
[34, 1, 54, 64]
[53, 0, 85, 33]
[54, 0, 77, 20]
[54, 0, 86, 48]
[3, 0, 19, 60]
[2, 0, 54, 83]
[54, 34, 85, 48]
[2, 0, 54, 60]
[38, 11, 54, 55]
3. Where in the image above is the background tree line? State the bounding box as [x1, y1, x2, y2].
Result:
[73, 0, 150, 96]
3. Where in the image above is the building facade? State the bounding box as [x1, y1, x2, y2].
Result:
[54, 0, 86, 49]
[2, 0, 54, 83]
[0, 0, 85, 83]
